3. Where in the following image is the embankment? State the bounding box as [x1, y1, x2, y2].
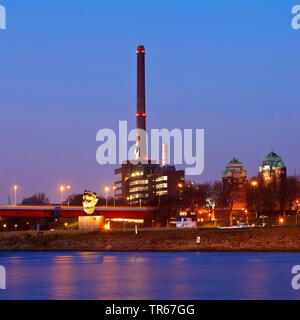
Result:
[0, 227, 300, 251]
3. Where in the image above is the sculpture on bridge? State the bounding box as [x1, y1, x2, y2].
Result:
[82, 190, 98, 215]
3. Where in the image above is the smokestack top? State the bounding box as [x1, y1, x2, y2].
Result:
[136, 45, 145, 54]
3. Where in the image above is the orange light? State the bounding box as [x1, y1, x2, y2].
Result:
[178, 183, 183, 188]
[104, 221, 110, 231]
[142, 112, 146, 117]
[251, 181, 258, 187]
[136, 113, 140, 117]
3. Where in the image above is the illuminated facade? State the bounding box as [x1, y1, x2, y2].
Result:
[259, 151, 287, 186]
[114, 162, 184, 206]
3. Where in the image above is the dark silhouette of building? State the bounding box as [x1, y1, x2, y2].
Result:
[222, 158, 247, 210]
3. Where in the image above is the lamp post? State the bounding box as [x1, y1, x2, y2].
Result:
[296, 200, 299, 225]
[251, 181, 258, 219]
[60, 186, 65, 206]
[113, 186, 117, 207]
[177, 183, 183, 216]
[245, 209, 248, 225]
[60, 185, 71, 206]
[105, 186, 110, 207]
[279, 217, 284, 227]
[13, 185, 18, 206]
[66, 185, 71, 206]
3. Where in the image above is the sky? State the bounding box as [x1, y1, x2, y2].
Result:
[0, 0, 299, 203]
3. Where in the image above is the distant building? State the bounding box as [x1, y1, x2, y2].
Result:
[115, 161, 184, 206]
[259, 151, 287, 186]
[222, 158, 247, 210]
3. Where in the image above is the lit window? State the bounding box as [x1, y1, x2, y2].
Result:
[155, 176, 168, 182]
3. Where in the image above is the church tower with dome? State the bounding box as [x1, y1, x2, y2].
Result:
[259, 151, 287, 186]
[222, 158, 248, 210]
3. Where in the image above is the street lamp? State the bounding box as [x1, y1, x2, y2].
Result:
[13, 185, 18, 206]
[60, 185, 71, 206]
[279, 217, 284, 227]
[296, 200, 299, 225]
[105, 186, 110, 207]
[66, 185, 71, 206]
[113, 186, 117, 207]
[60, 186, 65, 206]
[251, 181, 258, 218]
[177, 183, 183, 216]
[245, 209, 248, 225]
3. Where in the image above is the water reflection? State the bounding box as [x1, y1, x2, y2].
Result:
[0, 252, 299, 300]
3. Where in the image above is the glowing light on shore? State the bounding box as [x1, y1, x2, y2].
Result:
[110, 218, 144, 224]
[104, 221, 111, 230]
[279, 217, 284, 226]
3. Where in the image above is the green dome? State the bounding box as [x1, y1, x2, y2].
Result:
[262, 151, 285, 168]
[226, 157, 243, 167]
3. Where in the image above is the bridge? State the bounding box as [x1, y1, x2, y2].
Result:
[0, 206, 158, 220]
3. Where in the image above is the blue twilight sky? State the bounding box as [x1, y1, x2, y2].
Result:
[0, 0, 299, 203]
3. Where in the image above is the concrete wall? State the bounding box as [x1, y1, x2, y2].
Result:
[78, 216, 105, 231]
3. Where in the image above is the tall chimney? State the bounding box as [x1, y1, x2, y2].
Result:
[162, 143, 169, 167]
[136, 45, 146, 160]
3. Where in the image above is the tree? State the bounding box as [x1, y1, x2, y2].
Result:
[66, 193, 83, 206]
[22, 193, 50, 205]
[158, 195, 178, 227]
[279, 176, 300, 214]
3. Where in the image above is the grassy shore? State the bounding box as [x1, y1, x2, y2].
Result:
[0, 227, 300, 251]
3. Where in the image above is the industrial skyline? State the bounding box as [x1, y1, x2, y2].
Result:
[0, 1, 299, 203]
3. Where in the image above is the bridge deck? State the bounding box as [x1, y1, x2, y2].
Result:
[0, 206, 158, 219]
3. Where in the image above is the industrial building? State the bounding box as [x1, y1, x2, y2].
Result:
[114, 46, 185, 206]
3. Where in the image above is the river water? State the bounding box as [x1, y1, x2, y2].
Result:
[0, 251, 300, 300]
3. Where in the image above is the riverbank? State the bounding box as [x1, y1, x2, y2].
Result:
[0, 227, 300, 251]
